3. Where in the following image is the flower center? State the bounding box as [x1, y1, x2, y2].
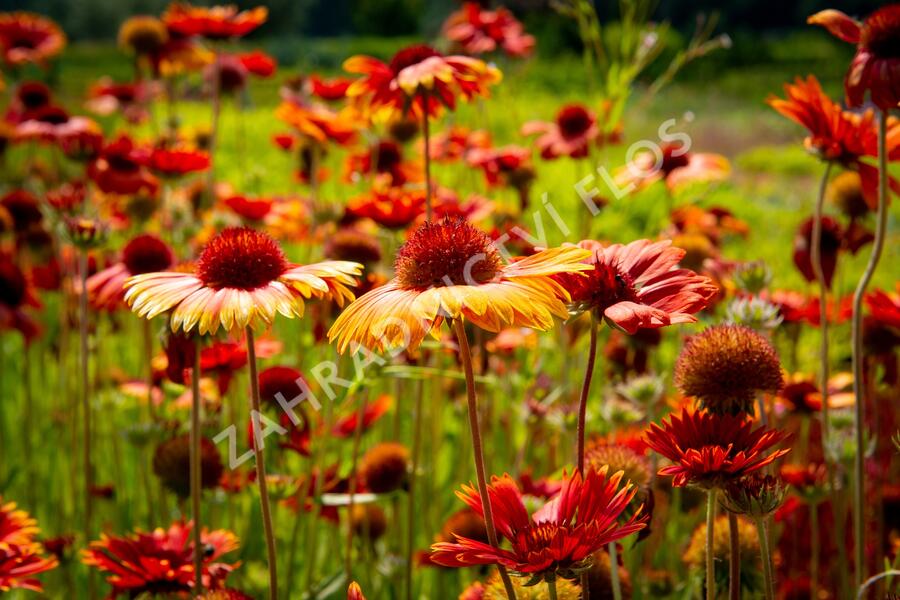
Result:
[556, 104, 593, 139]
[197, 227, 288, 290]
[18, 83, 50, 109]
[389, 44, 441, 76]
[660, 143, 691, 174]
[122, 234, 174, 275]
[864, 7, 900, 59]
[374, 141, 402, 172]
[587, 261, 638, 311]
[394, 218, 503, 290]
[0, 260, 26, 308]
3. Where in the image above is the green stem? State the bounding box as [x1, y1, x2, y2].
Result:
[728, 511, 740, 600]
[811, 502, 819, 600]
[453, 319, 517, 600]
[79, 250, 95, 598]
[547, 578, 558, 600]
[345, 392, 369, 580]
[190, 339, 203, 594]
[609, 541, 623, 600]
[811, 161, 833, 447]
[706, 490, 717, 600]
[756, 518, 775, 600]
[406, 380, 424, 600]
[851, 108, 889, 588]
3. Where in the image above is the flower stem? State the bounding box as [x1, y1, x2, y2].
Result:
[421, 100, 432, 222]
[810, 502, 819, 600]
[851, 107, 889, 589]
[191, 338, 203, 595]
[811, 161, 833, 447]
[452, 319, 517, 600]
[246, 326, 279, 600]
[206, 48, 221, 208]
[345, 391, 369, 579]
[756, 517, 775, 600]
[576, 314, 599, 475]
[79, 249, 95, 597]
[609, 541, 623, 600]
[406, 379, 424, 600]
[728, 511, 740, 600]
[547, 578, 558, 600]
[706, 489, 717, 600]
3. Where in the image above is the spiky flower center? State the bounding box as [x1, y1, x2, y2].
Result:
[556, 104, 593, 139]
[197, 227, 288, 291]
[864, 6, 900, 59]
[394, 218, 503, 290]
[122, 234, 173, 275]
[389, 44, 441, 75]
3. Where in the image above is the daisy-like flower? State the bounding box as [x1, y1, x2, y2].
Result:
[429, 468, 647, 582]
[81, 521, 239, 597]
[344, 43, 501, 119]
[118, 15, 168, 57]
[425, 125, 492, 163]
[124, 227, 361, 335]
[522, 103, 599, 159]
[147, 145, 211, 178]
[552, 239, 717, 335]
[442, 2, 535, 58]
[0, 499, 58, 593]
[809, 5, 900, 110]
[163, 3, 267, 40]
[87, 135, 159, 196]
[346, 184, 426, 230]
[275, 101, 358, 146]
[238, 50, 276, 78]
[86, 234, 174, 310]
[643, 409, 791, 489]
[328, 217, 592, 354]
[614, 142, 730, 193]
[0, 12, 66, 66]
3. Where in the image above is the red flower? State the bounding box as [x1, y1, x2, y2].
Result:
[308, 74, 353, 101]
[344, 44, 500, 119]
[275, 101, 358, 146]
[87, 135, 158, 195]
[224, 194, 273, 221]
[809, 6, 900, 110]
[0, 499, 58, 592]
[522, 103, 599, 159]
[0, 12, 66, 66]
[81, 521, 240, 597]
[238, 49, 276, 77]
[442, 2, 535, 58]
[346, 185, 425, 229]
[344, 139, 421, 185]
[0, 255, 41, 342]
[553, 239, 717, 334]
[615, 142, 730, 193]
[85, 78, 155, 123]
[147, 146, 210, 178]
[467, 145, 532, 187]
[866, 284, 900, 330]
[86, 234, 174, 310]
[333, 394, 393, 437]
[348, 581, 367, 600]
[163, 3, 267, 40]
[429, 469, 647, 581]
[643, 409, 791, 488]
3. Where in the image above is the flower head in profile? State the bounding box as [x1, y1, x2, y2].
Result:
[348, 581, 366, 600]
[87, 234, 174, 310]
[81, 521, 239, 597]
[163, 3, 267, 40]
[644, 409, 791, 489]
[552, 239, 717, 334]
[0, 499, 58, 592]
[809, 5, 900, 109]
[615, 142, 730, 192]
[118, 15, 168, 57]
[430, 468, 647, 583]
[328, 217, 592, 354]
[522, 103, 599, 159]
[675, 325, 784, 415]
[0, 255, 41, 342]
[442, 3, 535, 58]
[346, 184, 426, 229]
[152, 434, 224, 497]
[147, 145, 210, 178]
[721, 474, 786, 517]
[0, 12, 66, 66]
[344, 44, 501, 119]
[125, 227, 361, 335]
[87, 135, 159, 196]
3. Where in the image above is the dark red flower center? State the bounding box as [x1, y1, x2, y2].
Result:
[556, 104, 593, 139]
[197, 227, 288, 290]
[122, 234, 174, 275]
[660, 144, 691, 174]
[863, 6, 900, 59]
[375, 140, 402, 172]
[394, 218, 503, 290]
[585, 261, 638, 311]
[389, 44, 441, 75]
[18, 82, 51, 109]
[0, 259, 27, 308]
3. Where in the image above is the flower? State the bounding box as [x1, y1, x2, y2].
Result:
[467, 145, 533, 188]
[81, 521, 239, 597]
[721, 474, 786, 517]
[442, 3, 535, 58]
[614, 142, 730, 192]
[152, 433, 224, 497]
[328, 218, 592, 354]
[0, 12, 65, 66]
[344, 44, 501, 119]
[163, 3, 267, 39]
[0, 255, 40, 342]
[324, 227, 383, 267]
[425, 125, 491, 163]
[147, 146, 210, 178]
[125, 227, 362, 335]
[349, 504, 388, 541]
[674, 325, 784, 415]
[118, 15, 169, 56]
[780, 463, 829, 504]
[866, 284, 900, 330]
[0, 189, 42, 233]
[809, 5, 900, 110]
[86, 234, 174, 310]
[307, 74, 353, 101]
[85, 78, 155, 123]
[360, 442, 409, 493]
[258, 365, 305, 406]
[348, 581, 366, 600]
[791, 215, 870, 288]
[346, 185, 426, 229]
[0, 499, 58, 592]
[643, 409, 791, 488]
[88, 135, 159, 196]
[522, 103, 599, 159]
[469, 572, 580, 599]
[224, 194, 273, 222]
[275, 101, 358, 146]
[429, 468, 647, 582]
[552, 239, 717, 334]
[344, 139, 421, 185]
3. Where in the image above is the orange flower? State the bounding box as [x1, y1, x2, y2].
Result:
[0, 499, 58, 593]
[614, 142, 730, 192]
[238, 49, 276, 78]
[163, 3, 267, 39]
[328, 218, 592, 354]
[0, 12, 65, 66]
[424, 125, 491, 163]
[124, 227, 361, 335]
[344, 139, 422, 185]
[275, 101, 358, 146]
[344, 44, 501, 119]
[346, 184, 426, 230]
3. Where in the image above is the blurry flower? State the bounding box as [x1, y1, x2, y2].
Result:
[430, 469, 647, 582]
[827, 170, 870, 220]
[206, 54, 247, 94]
[124, 227, 361, 335]
[809, 5, 900, 110]
[86, 234, 174, 310]
[238, 49, 276, 77]
[332, 394, 392, 438]
[0, 500, 58, 593]
[307, 74, 352, 101]
[163, 3, 267, 39]
[147, 146, 210, 178]
[522, 103, 598, 159]
[480, 571, 580, 599]
[152, 433, 224, 497]
[349, 504, 387, 542]
[324, 227, 383, 267]
[88, 135, 158, 196]
[584, 548, 633, 600]
[426, 125, 491, 162]
[258, 365, 305, 407]
[721, 474, 786, 517]
[732, 261, 772, 295]
[0, 190, 42, 234]
[467, 145, 532, 188]
[275, 101, 358, 146]
[344, 44, 501, 119]
[82, 521, 239, 596]
[614, 142, 730, 192]
[348, 581, 366, 600]
[442, 2, 535, 58]
[346, 184, 425, 229]
[0, 12, 65, 66]
[198, 589, 254, 600]
[780, 463, 829, 504]
[329, 218, 591, 354]
[866, 284, 900, 330]
[552, 239, 717, 334]
[153, 36, 213, 77]
[684, 514, 760, 595]
[792, 216, 843, 288]
[360, 442, 409, 493]
[46, 181, 86, 214]
[5, 81, 52, 122]
[223, 194, 273, 222]
[85, 79, 156, 123]
[64, 217, 106, 250]
[118, 15, 168, 56]
[644, 409, 791, 488]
